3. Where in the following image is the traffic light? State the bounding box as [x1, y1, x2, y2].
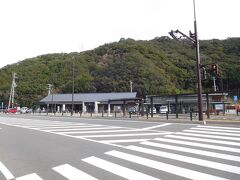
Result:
[211, 63, 218, 75]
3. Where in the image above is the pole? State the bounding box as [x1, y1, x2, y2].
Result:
[130, 80, 133, 92]
[193, 0, 203, 121]
[71, 55, 75, 116]
[213, 76, 217, 92]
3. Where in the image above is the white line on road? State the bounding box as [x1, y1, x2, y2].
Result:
[46, 126, 123, 132]
[76, 132, 172, 138]
[82, 156, 160, 180]
[100, 139, 150, 144]
[60, 129, 155, 135]
[184, 129, 240, 137]
[105, 150, 228, 180]
[0, 162, 14, 180]
[53, 164, 98, 180]
[141, 141, 240, 162]
[190, 127, 240, 133]
[32, 125, 104, 130]
[16, 173, 43, 180]
[177, 132, 240, 141]
[166, 134, 240, 146]
[197, 125, 240, 130]
[126, 145, 240, 174]
[141, 123, 171, 130]
[155, 137, 240, 153]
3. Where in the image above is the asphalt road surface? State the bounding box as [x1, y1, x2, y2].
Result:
[0, 115, 240, 180]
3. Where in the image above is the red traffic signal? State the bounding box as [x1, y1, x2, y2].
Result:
[211, 63, 218, 74]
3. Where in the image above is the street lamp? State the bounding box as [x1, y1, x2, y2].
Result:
[169, 0, 203, 121]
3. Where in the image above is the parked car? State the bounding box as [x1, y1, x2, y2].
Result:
[128, 107, 137, 114]
[144, 107, 157, 114]
[20, 107, 28, 114]
[150, 107, 157, 114]
[6, 108, 18, 114]
[159, 106, 168, 114]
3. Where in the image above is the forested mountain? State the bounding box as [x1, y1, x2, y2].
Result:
[0, 37, 239, 107]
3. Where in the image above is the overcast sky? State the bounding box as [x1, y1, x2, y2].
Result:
[0, 0, 239, 68]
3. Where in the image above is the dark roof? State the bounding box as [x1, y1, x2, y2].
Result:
[40, 92, 137, 104]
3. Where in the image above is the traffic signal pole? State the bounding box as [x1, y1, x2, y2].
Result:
[194, 17, 204, 121]
[169, 0, 204, 121]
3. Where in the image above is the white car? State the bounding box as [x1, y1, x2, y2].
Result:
[20, 107, 28, 114]
[159, 106, 168, 114]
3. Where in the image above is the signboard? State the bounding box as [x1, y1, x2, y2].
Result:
[234, 96, 238, 103]
[215, 104, 223, 110]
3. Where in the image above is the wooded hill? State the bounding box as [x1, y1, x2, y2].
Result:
[0, 37, 239, 107]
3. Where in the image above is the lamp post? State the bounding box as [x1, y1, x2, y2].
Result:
[169, 0, 203, 121]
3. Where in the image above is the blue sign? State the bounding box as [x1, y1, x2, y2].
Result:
[234, 96, 238, 103]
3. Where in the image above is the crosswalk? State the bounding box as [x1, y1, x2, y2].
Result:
[0, 117, 171, 147]
[0, 117, 240, 179]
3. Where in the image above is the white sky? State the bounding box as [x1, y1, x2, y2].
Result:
[0, 0, 239, 68]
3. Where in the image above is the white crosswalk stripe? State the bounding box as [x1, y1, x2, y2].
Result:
[169, 134, 240, 145]
[16, 173, 43, 180]
[82, 156, 160, 180]
[0, 161, 14, 180]
[184, 129, 240, 137]
[53, 164, 98, 180]
[197, 125, 240, 130]
[190, 127, 240, 133]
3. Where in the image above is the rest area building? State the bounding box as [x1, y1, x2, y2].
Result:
[39, 92, 139, 115]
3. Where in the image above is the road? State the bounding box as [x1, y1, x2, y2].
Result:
[0, 115, 240, 180]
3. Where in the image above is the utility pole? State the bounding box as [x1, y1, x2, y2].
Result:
[193, 0, 203, 121]
[130, 80, 133, 92]
[213, 77, 217, 92]
[71, 55, 75, 116]
[169, 0, 203, 121]
[47, 84, 53, 95]
[8, 73, 17, 109]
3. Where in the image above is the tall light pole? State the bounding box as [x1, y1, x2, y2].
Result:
[169, 0, 203, 121]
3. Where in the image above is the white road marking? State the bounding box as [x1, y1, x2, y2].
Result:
[176, 132, 240, 141]
[60, 129, 151, 135]
[16, 173, 43, 180]
[141, 141, 240, 162]
[100, 139, 150, 144]
[141, 123, 171, 130]
[53, 164, 97, 180]
[126, 145, 240, 174]
[26, 124, 89, 128]
[190, 127, 240, 133]
[155, 137, 240, 153]
[105, 150, 228, 180]
[76, 132, 171, 138]
[0, 162, 14, 180]
[33, 125, 104, 130]
[46, 126, 123, 132]
[184, 129, 240, 137]
[82, 156, 160, 180]
[197, 125, 240, 130]
[166, 134, 240, 146]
